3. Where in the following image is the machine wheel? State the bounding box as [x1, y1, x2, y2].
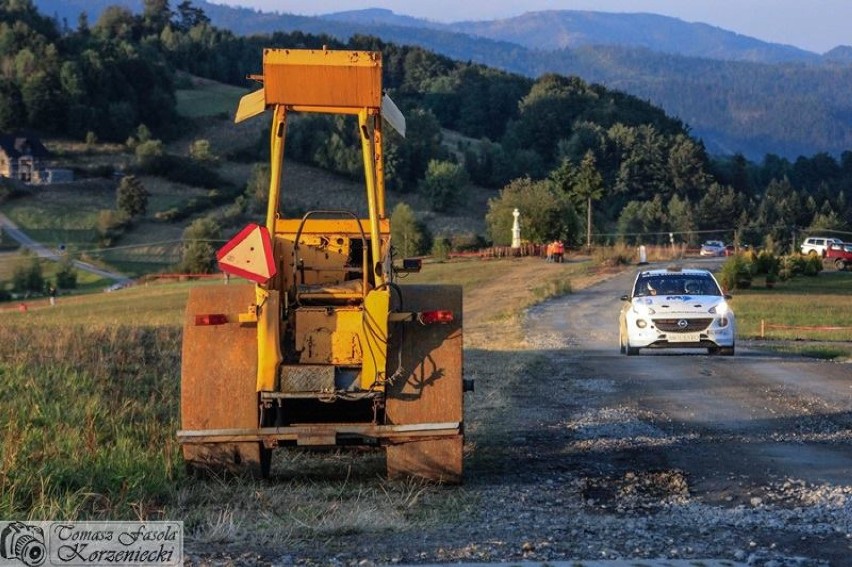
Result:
[385, 285, 464, 484]
[181, 284, 270, 479]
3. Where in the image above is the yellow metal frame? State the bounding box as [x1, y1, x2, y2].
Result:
[234, 48, 395, 393]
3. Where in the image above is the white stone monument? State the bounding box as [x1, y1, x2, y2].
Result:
[511, 208, 521, 249]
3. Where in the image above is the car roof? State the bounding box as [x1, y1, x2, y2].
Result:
[637, 268, 713, 277]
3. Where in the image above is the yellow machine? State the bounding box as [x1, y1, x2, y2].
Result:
[177, 48, 467, 482]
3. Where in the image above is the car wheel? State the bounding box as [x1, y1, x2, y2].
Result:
[835, 259, 846, 271]
[707, 346, 720, 355]
[807, 250, 817, 256]
[626, 344, 639, 356]
[720, 345, 735, 356]
[619, 331, 626, 354]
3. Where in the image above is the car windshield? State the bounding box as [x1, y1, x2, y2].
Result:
[633, 274, 721, 297]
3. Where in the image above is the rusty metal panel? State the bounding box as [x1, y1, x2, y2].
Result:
[262, 49, 382, 108]
[295, 307, 363, 365]
[385, 285, 464, 425]
[181, 284, 258, 431]
[280, 364, 335, 392]
[387, 436, 463, 484]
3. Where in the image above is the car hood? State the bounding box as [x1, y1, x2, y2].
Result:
[633, 295, 727, 315]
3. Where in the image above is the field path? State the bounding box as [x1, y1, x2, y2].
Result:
[0, 211, 128, 282]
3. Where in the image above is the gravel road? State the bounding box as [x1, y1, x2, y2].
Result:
[514, 262, 852, 566]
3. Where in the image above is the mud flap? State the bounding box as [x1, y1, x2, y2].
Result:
[385, 285, 464, 483]
[181, 284, 270, 478]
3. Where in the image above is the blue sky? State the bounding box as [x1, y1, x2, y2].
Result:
[208, 0, 851, 53]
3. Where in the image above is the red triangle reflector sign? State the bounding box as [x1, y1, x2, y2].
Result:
[216, 223, 277, 284]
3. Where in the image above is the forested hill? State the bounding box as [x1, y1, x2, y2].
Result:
[35, 0, 852, 160]
[4, 0, 851, 252]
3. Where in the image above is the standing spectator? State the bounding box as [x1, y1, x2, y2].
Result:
[49, 286, 57, 306]
[553, 240, 565, 263]
[545, 241, 553, 262]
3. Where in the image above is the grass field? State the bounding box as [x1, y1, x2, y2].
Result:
[731, 271, 852, 341]
[175, 80, 248, 118]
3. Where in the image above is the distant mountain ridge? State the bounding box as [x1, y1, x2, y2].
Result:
[326, 8, 823, 63]
[33, 0, 852, 159]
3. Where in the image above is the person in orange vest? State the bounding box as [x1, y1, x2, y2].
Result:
[553, 240, 564, 263]
[545, 241, 553, 262]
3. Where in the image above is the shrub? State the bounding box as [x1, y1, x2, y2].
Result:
[189, 139, 217, 163]
[719, 254, 753, 290]
[450, 232, 487, 252]
[752, 250, 780, 276]
[390, 203, 429, 258]
[55, 261, 78, 290]
[431, 237, 451, 261]
[116, 175, 149, 218]
[779, 255, 799, 280]
[803, 254, 823, 276]
[180, 218, 221, 273]
[12, 255, 44, 294]
[419, 159, 469, 213]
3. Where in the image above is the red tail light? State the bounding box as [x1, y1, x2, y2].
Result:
[195, 314, 229, 326]
[418, 310, 454, 324]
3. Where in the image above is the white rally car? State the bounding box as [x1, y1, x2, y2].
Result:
[619, 267, 736, 356]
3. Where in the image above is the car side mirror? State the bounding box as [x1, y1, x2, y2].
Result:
[620, 294, 630, 301]
[724, 293, 733, 300]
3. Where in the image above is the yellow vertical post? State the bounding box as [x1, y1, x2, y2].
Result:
[373, 114, 386, 218]
[360, 109, 386, 287]
[255, 104, 287, 392]
[266, 105, 287, 233]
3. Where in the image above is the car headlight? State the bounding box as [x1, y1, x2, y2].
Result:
[632, 303, 656, 316]
[709, 301, 729, 316]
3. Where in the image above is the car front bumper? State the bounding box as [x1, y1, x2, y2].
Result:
[626, 318, 736, 349]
